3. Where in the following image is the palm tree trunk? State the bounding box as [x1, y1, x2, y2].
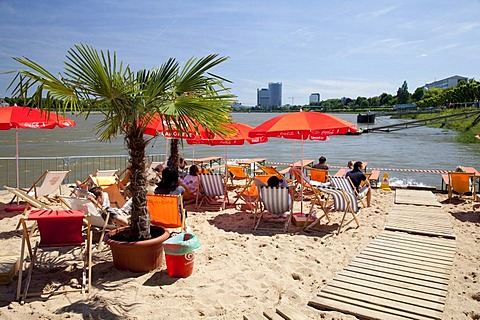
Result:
[169, 138, 179, 172]
[125, 126, 151, 240]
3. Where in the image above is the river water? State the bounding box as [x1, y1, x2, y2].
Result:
[1, 112, 479, 188]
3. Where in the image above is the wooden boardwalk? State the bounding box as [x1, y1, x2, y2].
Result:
[308, 189, 457, 319]
[395, 189, 442, 207]
[309, 231, 456, 320]
[385, 204, 455, 239]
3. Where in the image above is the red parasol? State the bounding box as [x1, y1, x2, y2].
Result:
[249, 111, 359, 213]
[248, 111, 358, 140]
[186, 122, 267, 146]
[143, 114, 201, 139]
[0, 106, 76, 187]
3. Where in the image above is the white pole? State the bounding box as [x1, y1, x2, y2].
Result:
[15, 128, 19, 188]
[300, 136, 304, 214]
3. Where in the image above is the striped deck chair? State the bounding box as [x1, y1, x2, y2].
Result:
[234, 174, 274, 211]
[255, 186, 293, 231]
[196, 173, 228, 210]
[328, 175, 367, 208]
[316, 187, 360, 233]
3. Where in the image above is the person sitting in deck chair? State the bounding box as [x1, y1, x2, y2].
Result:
[345, 161, 372, 207]
[88, 187, 130, 227]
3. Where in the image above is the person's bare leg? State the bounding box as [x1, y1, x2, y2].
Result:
[366, 187, 372, 207]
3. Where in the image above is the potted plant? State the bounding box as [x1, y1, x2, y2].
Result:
[10, 44, 235, 272]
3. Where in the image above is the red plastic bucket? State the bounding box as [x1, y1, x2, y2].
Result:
[165, 252, 195, 278]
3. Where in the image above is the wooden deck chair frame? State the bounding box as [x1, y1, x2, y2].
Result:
[14, 170, 70, 204]
[147, 194, 186, 232]
[448, 171, 476, 202]
[16, 211, 92, 303]
[80, 173, 127, 209]
[234, 174, 274, 212]
[258, 165, 292, 183]
[255, 186, 294, 231]
[227, 164, 250, 189]
[328, 175, 367, 208]
[303, 186, 332, 230]
[289, 167, 318, 198]
[196, 173, 229, 210]
[318, 187, 360, 233]
[58, 195, 113, 250]
[5, 186, 53, 234]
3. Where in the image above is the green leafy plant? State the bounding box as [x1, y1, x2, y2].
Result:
[9, 44, 235, 240]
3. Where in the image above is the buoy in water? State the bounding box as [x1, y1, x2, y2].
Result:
[379, 173, 391, 191]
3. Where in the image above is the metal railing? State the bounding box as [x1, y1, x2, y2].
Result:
[0, 154, 166, 189]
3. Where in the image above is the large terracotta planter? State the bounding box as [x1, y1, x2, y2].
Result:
[104, 225, 170, 272]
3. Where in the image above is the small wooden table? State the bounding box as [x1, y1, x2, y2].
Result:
[291, 159, 314, 168]
[187, 156, 222, 169]
[237, 158, 267, 175]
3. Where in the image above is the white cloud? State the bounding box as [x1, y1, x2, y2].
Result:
[355, 6, 395, 20]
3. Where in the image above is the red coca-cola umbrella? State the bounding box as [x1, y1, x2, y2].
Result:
[249, 111, 359, 212]
[0, 106, 76, 187]
[186, 122, 267, 146]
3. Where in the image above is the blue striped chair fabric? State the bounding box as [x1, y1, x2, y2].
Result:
[328, 176, 355, 194]
[319, 186, 360, 232]
[328, 175, 367, 207]
[199, 174, 225, 197]
[196, 173, 227, 209]
[255, 186, 293, 231]
[260, 186, 292, 215]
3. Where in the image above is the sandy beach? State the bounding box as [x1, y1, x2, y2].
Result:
[0, 187, 478, 320]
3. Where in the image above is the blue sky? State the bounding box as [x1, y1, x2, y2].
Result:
[1, 0, 479, 106]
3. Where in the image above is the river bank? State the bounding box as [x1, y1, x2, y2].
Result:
[397, 108, 480, 143]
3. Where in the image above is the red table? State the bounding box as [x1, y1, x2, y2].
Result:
[28, 209, 85, 246]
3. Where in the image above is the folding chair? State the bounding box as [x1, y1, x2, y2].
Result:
[303, 185, 332, 230]
[328, 175, 367, 208]
[255, 186, 294, 231]
[196, 173, 228, 210]
[448, 171, 476, 202]
[307, 167, 329, 184]
[227, 165, 250, 189]
[258, 165, 292, 183]
[17, 209, 92, 303]
[10, 170, 70, 205]
[59, 195, 113, 250]
[314, 187, 360, 233]
[77, 171, 127, 208]
[234, 174, 274, 211]
[147, 194, 186, 232]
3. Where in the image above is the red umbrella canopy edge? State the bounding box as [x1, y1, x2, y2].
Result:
[0, 106, 76, 130]
[248, 111, 358, 140]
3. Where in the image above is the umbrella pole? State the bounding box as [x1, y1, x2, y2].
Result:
[16, 128, 19, 189]
[300, 137, 304, 214]
[223, 145, 228, 210]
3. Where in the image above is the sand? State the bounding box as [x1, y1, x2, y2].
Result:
[0, 187, 478, 320]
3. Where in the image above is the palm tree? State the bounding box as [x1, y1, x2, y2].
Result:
[9, 44, 235, 240]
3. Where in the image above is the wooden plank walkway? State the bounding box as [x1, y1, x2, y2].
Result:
[385, 204, 455, 239]
[395, 189, 441, 207]
[308, 231, 456, 320]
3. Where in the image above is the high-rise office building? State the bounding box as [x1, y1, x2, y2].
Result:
[268, 82, 282, 107]
[257, 88, 270, 107]
[309, 93, 321, 104]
